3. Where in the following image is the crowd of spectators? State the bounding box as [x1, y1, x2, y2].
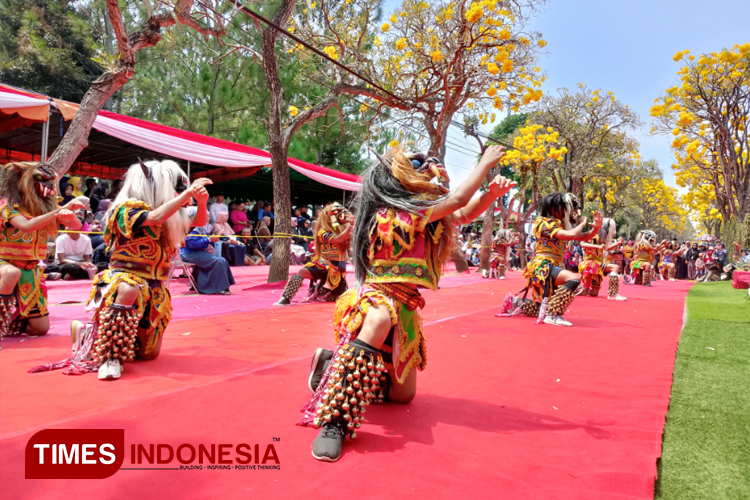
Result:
[46, 175, 322, 295]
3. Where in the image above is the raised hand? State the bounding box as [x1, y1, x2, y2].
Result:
[189, 177, 213, 204]
[64, 196, 90, 211]
[57, 209, 77, 222]
[488, 175, 517, 198]
[480, 145, 506, 167]
[591, 211, 604, 229]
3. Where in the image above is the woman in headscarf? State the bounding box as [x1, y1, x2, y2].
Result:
[68, 176, 85, 198]
[212, 212, 246, 266]
[181, 209, 235, 294]
[59, 183, 75, 206]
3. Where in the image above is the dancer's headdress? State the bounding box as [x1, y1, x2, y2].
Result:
[108, 159, 191, 250]
[351, 146, 456, 285]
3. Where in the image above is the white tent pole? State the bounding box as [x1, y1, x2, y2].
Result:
[41, 98, 51, 161]
[187, 160, 191, 179]
[342, 189, 346, 205]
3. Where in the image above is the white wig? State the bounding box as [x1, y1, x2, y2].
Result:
[108, 160, 191, 250]
[598, 218, 617, 246]
[635, 229, 658, 250]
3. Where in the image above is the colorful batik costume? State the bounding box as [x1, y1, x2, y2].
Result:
[0, 200, 54, 338]
[659, 249, 676, 279]
[30, 201, 174, 374]
[299, 207, 444, 429]
[578, 237, 605, 295]
[629, 241, 656, 285]
[303, 229, 348, 299]
[523, 217, 566, 303]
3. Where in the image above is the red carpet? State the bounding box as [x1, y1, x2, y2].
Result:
[0, 271, 691, 499]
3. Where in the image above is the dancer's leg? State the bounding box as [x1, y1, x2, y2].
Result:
[311, 305, 392, 461]
[275, 268, 313, 305]
[544, 269, 579, 327]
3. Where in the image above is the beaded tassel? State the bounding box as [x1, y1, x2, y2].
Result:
[0, 294, 16, 342]
[608, 273, 620, 297]
[91, 305, 139, 364]
[546, 287, 575, 317]
[313, 343, 386, 438]
[668, 267, 676, 280]
[281, 274, 305, 301]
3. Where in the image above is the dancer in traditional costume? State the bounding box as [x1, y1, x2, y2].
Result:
[626, 230, 668, 286]
[298, 145, 515, 462]
[485, 229, 519, 279]
[275, 203, 353, 305]
[658, 241, 686, 281]
[0, 162, 84, 346]
[30, 160, 212, 380]
[498, 193, 603, 326]
[577, 218, 627, 300]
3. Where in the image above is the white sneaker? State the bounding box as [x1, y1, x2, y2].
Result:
[499, 276, 505, 280]
[543, 315, 573, 327]
[608, 294, 628, 301]
[481, 269, 488, 279]
[98, 358, 122, 380]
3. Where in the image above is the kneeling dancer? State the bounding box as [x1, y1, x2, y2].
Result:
[578, 218, 627, 300]
[30, 160, 211, 379]
[298, 146, 515, 462]
[275, 203, 353, 305]
[627, 230, 668, 286]
[1, 162, 84, 346]
[486, 229, 519, 279]
[499, 193, 602, 326]
[658, 241, 685, 282]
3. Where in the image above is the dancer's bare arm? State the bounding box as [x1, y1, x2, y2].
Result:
[9, 198, 85, 232]
[144, 178, 212, 227]
[430, 146, 511, 222]
[556, 212, 603, 241]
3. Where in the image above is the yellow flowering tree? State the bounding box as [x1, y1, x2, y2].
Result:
[352, 0, 547, 159]
[651, 44, 750, 223]
[534, 85, 642, 199]
[634, 176, 690, 239]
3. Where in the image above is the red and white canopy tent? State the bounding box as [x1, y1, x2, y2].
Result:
[0, 84, 361, 203]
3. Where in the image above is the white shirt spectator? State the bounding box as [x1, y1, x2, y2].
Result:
[209, 198, 228, 223]
[55, 233, 93, 263]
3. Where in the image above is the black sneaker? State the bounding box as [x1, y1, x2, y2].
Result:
[308, 348, 333, 393]
[274, 296, 291, 306]
[311, 423, 345, 462]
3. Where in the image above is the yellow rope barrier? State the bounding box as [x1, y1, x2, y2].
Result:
[58, 230, 315, 240]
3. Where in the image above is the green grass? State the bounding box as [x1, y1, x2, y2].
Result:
[655, 282, 750, 500]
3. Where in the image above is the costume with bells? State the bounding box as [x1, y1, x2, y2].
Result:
[577, 218, 627, 301]
[659, 247, 678, 281]
[498, 193, 587, 326]
[486, 229, 518, 279]
[298, 147, 457, 462]
[30, 160, 192, 379]
[628, 230, 660, 286]
[275, 203, 352, 305]
[0, 162, 65, 343]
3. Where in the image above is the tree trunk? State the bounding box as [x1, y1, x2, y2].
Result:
[261, 0, 295, 283]
[267, 143, 292, 283]
[478, 202, 495, 271]
[49, 70, 130, 175]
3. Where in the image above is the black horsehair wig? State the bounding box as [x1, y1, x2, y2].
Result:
[350, 148, 455, 286]
[538, 192, 579, 230]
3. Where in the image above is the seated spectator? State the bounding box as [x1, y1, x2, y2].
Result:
[89, 181, 109, 215]
[257, 216, 272, 248]
[89, 218, 105, 250]
[257, 202, 274, 232]
[212, 212, 246, 266]
[290, 218, 307, 264]
[46, 228, 104, 280]
[230, 202, 251, 234]
[299, 205, 312, 221]
[84, 178, 96, 197]
[296, 217, 313, 253]
[60, 182, 75, 205]
[181, 222, 235, 295]
[242, 228, 266, 266]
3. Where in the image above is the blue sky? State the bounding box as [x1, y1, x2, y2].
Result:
[396, 0, 750, 190]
